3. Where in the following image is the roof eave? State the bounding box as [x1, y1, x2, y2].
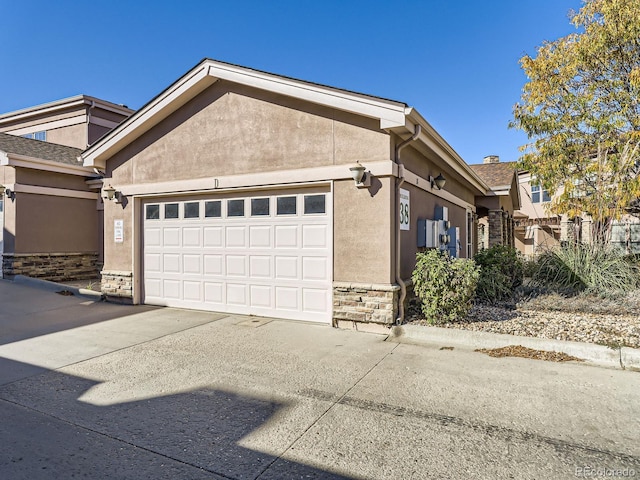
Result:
[83, 59, 409, 168]
[402, 109, 489, 195]
[1, 150, 95, 176]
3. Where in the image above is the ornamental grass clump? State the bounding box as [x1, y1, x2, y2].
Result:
[412, 250, 480, 325]
[532, 242, 640, 294]
[474, 245, 524, 303]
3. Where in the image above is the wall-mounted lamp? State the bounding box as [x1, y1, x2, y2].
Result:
[431, 173, 446, 190]
[0, 185, 15, 201]
[102, 184, 123, 203]
[349, 161, 371, 188]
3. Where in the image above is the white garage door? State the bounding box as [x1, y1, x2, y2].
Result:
[142, 190, 332, 323]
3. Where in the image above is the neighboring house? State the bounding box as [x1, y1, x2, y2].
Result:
[470, 156, 521, 250]
[0, 96, 133, 280]
[514, 170, 561, 256]
[81, 58, 490, 329]
[0, 95, 133, 149]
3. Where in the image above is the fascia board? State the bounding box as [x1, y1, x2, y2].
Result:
[206, 61, 407, 129]
[405, 110, 489, 195]
[83, 64, 215, 168]
[5, 153, 95, 176]
[0, 96, 87, 124]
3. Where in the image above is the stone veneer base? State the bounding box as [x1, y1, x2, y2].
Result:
[333, 281, 400, 327]
[101, 270, 133, 300]
[2, 252, 99, 282]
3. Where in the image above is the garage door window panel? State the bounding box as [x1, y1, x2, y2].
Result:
[165, 203, 179, 219]
[277, 196, 297, 215]
[146, 204, 160, 220]
[251, 198, 270, 216]
[205, 201, 222, 218]
[184, 202, 200, 219]
[228, 199, 245, 217]
[304, 194, 325, 214]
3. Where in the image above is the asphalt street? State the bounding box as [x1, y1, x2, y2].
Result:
[0, 279, 638, 479]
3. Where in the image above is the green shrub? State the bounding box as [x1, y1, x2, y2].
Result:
[412, 250, 480, 324]
[532, 243, 640, 294]
[474, 245, 524, 303]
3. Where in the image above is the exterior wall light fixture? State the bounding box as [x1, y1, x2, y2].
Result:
[0, 185, 15, 201]
[102, 184, 123, 203]
[431, 173, 446, 190]
[349, 161, 371, 188]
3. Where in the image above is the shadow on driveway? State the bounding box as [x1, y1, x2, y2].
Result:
[0, 357, 354, 480]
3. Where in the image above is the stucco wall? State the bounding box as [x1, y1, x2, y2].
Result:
[16, 168, 93, 191]
[107, 81, 390, 185]
[401, 183, 470, 279]
[47, 123, 87, 149]
[333, 178, 393, 284]
[0, 166, 16, 253]
[14, 193, 99, 254]
[518, 180, 553, 219]
[399, 142, 476, 206]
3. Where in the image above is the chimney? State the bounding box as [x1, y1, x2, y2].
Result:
[483, 155, 500, 164]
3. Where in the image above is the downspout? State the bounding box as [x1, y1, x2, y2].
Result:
[395, 124, 421, 325]
[87, 100, 95, 148]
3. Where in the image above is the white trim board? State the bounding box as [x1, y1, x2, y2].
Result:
[1, 152, 95, 177]
[116, 161, 397, 196]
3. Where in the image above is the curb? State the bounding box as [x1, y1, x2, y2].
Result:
[13, 275, 104, 302]
[389, 324, 640, 371]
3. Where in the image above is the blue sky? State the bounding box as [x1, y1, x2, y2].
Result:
[0, 0, 582, 165]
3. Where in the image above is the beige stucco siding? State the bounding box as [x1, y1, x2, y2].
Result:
[400, 144, 476, 206]
[333, 178, 393, 284]
[107, 81, 390, 186]
[16, 168, 93, 191]
[14, 193, 98, 253]
[400, 183, 470, 279]
[47, 123, 87, 149]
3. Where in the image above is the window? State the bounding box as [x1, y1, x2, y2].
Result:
[304, 194, 325, 214]
[145, 204, 160, 220]
[251, 198, 270, 216]
[164, 203, 179, 219]
[531, 185, 540, 204]
[22, 131, 46, 141]
[205, 200, 221, 218]
[277, 196, 297, 215]
[227, 199, 244, 217]
[184, 202, 200, 218]
[531, 184, 550, 203]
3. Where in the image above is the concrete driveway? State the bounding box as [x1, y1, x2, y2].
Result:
[0, 279, 638, 479]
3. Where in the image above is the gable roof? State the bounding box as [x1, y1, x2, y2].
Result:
[470, 162, 518, 189]
[0, 95, 133, 124]
[81, 58, 488, 194]
[0, 132, 91, 176]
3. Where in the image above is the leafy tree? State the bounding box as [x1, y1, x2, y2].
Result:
[511, 0, 640, 235]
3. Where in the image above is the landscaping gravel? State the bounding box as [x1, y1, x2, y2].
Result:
[407, 299, 640, 349]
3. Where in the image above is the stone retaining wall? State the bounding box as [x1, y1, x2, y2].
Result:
[2, 252, 99, 281]
[333, 282, 399, 327]
[101, 270, 133, 300]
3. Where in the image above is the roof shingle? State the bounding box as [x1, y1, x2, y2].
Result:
[0, 132, 83, 166]
[470, 162, 518, 189]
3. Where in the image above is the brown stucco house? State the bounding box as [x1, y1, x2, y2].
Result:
[81, 59, 490, 329]
[0, 96, 133, 280]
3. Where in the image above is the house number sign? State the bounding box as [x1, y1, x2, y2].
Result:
[114, 219, 124, 243]
[399, 188, 410, 231]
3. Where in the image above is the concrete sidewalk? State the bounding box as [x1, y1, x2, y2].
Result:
[0, 279, 639, 479]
